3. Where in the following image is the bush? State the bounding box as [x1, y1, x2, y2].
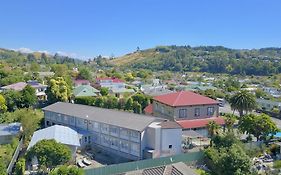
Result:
[274, 160, 281, 169]
[14, 158, 26, 175]
[74, 97, 96, 106]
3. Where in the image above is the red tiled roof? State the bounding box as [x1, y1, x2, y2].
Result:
[176, 117, 225, 129]
[144, 104, 153, 115]
[96, 77, 124, 83]
[154, 91, 219, 107]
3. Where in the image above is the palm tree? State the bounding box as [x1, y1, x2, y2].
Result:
[207, 121, 220, 146]
[229, 90, 257, 117]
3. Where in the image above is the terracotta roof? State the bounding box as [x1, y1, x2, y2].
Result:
[176, 117, 225, 129]
[96, 77, 124, 83]
[158, 121, 182, 129]
[144, 104, 153, 115]
[154, 91, 219, 107]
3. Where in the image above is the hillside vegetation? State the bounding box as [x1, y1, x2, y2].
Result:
[110, 46, 281, 76]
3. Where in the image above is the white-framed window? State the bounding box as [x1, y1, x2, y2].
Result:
[101, 124, 109, 133]
[130, 131, 140, 142]
[195, 108, 200, 117]
[207, 107, 214, 116]
[179, 109, 187, 118]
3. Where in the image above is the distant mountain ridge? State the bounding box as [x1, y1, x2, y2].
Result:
[109, 45, 281, 76]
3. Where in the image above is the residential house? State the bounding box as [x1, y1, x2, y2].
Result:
[141, 84, 173, 97]
[0, 123, 22, 144]
[0, 81, 47, 101]
[109, 88, 135, 98]
[73, 79, 91, 87]
[95, 77, 125, 89]
[263, 87, 281, 98]
[73, 85, 100, 97]
[43, 102, 182, 160]
[123, 162, 197, 175]
[256, 98, 281, 112]
[144, 91, 224, 137]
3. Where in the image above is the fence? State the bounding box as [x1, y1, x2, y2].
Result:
[6, 137, 24, 174]
[84, 151, 203, 175]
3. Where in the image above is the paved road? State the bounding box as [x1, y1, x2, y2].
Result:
[219, 103, 281, 129]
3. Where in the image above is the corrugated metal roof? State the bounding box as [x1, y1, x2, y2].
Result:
[43, 102, 161, 131]
[28, 125, 80, 150]
[73, 85, 99, 97]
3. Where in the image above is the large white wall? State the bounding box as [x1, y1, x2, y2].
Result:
[161, 128, 182, 156]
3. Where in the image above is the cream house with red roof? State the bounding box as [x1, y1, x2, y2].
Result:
[144, 91, 224, 136]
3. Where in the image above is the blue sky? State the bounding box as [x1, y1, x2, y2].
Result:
[0, 0, 281, 59]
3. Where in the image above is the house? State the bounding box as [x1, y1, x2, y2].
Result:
[43, 102, 182, 160]
[73, 79, 90, 87]
[141, 84, 173, 97]
[73, 85, 100, 97]
[95, 77, 125, 89]
[256, 98, 281, 112]
[109, 87, 135, 98]
[28, 125, 80, 158]
[263, 87, 281, 98]
[123, 162, 197, 175]
[144, 91, 224, 137]
[0, 123, 22, 144]
[0, 81, 47, 101]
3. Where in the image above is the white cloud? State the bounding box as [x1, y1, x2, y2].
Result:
[16, 47, 34, 53]
[56, 51, 78, 58]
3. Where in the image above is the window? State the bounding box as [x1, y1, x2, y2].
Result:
[84, 136, 87, 143]
[207, 107, 214, 116]
[195, 108, 200, 117]
[169, 145, 172, 149]
[120, 128, 130, 139]
[93, 122, 100, 132]
[179, 109, 187, 118]
[120, 140, 129, 153]
[88, 136, 91, 143]
[109, 126, 119, 136]
[131, 143, 140, 156]
[101, 124, 109, 133]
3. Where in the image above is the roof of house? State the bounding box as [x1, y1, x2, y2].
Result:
[27, 125, 80, 150]
[144, 104, 153, 115]
[154, 91, 219, 107]
[158, 121, 182, 129]
[96, 77, 124, 83]
[0, 123, 21, 136]
[176, 117, 225, 129]
[43, 102, 162, 131]
[73, 85, 99, 97]
[0, 81, 47, 91]
[0, 82, 27, 91]
[125, 162, 197, 175]
[110, 88, 135, 94]
[74, 79, 90, 84]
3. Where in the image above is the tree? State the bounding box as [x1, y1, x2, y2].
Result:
[124, 72, 134, 81]
[27, 139, 71, 170]
[30, 62, 40, 72]
[125, 98, 133, 111]
[104, 96, 118, 109]
[14, 158, 26, 175]
[205, 144, 252, 175]
[50, 165, 83, 175]
[229, 90, 257, 117]
[51, 64, 68, 77]
[132, 101, 142, 114]
[0, 158, 6, 175]
[207, 121, 220, 138]
[0, 94, 7, 113]
[78, 67, 92, 80]
[21, 85, 37, 108]
[94, 97, 104, 107]
[46, 77, 71, 103]
[255, 88, 268, 99]
[100, 87, 109, 96]
[224, 114, 236, 132]
[238, 113, 278, 141]
[2, 90, 22, 112]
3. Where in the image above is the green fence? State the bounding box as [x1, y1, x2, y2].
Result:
[84, 151, 203, 175]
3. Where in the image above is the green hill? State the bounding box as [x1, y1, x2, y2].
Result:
[110, 45, 281, 76]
